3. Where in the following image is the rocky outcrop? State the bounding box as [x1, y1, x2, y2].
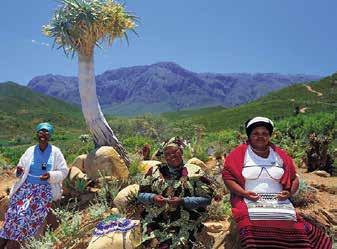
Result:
[113, 184, 139, 212]
[84, 146, 129, 180]
[71, 154, 87, 172]
[187, 157, 207, 171]
[27, 62, 321, 115]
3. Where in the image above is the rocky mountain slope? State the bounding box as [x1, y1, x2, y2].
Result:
[27, 62, 321, 115]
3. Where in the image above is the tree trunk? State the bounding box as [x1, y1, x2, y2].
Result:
[78, 52, 130, 166]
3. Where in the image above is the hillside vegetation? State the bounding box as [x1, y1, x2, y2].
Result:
[162, 73, 337, 131]
[0, 73, 336, 168]
[0, 74, 337, 248]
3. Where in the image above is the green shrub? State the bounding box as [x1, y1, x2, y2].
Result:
[122, 135, 155, 153]
[291, 179, 318, 207]
[207, 195, 232, 221]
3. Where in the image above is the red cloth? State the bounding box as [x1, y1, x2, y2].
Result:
[222, 143, 297, 228]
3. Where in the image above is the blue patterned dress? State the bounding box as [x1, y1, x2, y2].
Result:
[0, 145, 53, 241]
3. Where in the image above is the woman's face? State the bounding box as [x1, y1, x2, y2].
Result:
[164, 146, 183, 167]
[249, 126, 270, 149]
[37, 129, 50, 144]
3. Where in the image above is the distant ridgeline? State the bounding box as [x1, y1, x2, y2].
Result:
[0, 82, 85, 141]
[1, 72, 335, 137]
[27, 62, 322, 116]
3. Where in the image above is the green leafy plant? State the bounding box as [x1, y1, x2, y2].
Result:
[88, 201, 108, 219]
[291, 179, 318, 207]
[25, 229, 59, 249]
[207, 195, 232, 221]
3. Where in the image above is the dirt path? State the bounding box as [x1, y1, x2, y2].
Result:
[299, 107, 308, 113]
[305, 85, 323, 96]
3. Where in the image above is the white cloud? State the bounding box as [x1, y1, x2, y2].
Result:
[31, 39, 50, 47]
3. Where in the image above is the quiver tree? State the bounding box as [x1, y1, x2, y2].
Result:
[43, 0, 138, 166]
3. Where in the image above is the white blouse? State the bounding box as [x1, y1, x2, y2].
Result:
[242, 146, 284, 194]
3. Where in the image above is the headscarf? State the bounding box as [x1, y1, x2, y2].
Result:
[162, 137, 185, 152]
[245, 116, 274, 137]
[35, 122, 54, 135]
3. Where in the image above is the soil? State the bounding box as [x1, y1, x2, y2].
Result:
[0, 164, 336, 248]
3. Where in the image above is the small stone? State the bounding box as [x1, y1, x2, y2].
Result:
[203, 222, 225, 233]
[313, 170, 331, 177]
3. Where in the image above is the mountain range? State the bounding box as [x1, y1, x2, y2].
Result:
[27, 62, 322, 116]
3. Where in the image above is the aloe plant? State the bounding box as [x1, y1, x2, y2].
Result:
[43, 0, 138, 166]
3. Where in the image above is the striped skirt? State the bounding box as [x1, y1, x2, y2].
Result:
[0, 181, 52, 241]
[239, 220, 332, 249]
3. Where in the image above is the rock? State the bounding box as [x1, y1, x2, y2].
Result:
[139, 160, 161, 174]
[87, 220, 141, 249]
[313, 170, 331, 177]
[0, 195, 9, 221]
[187, 157, 207, 170]
[68, 166, 87, 181]
[110, 208, 120, 215]
[203, 221, 225, 233]
[84, 146, 129, 180]
[113, 184, 139, 211]
[197, 219, 234, 249]
[63, 167, 88, 196]
[70, 154, 87, 172]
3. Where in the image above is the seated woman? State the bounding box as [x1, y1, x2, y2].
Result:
[222, 117, 332, 249]
[0, 123, 68, 249]
[138, 140, 214, 249]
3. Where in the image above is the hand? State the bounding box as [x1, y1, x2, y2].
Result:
[244, 191, 260, 202]
[153, 195, 166, 207]
[40, 173, 50, 181]
[167, 197, 183, 207]
[277, 190, 290, 201]
[16, 166, 24, 177]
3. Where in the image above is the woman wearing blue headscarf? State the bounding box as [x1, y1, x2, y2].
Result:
[0, 123, 68, 249]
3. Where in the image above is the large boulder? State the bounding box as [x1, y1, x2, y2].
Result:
[113, 184, 139, 212]
[196, 220, 231, 248]
[63, 167, 88, 196]
[68, 166, 87, 181]
[187, 157, 207, 170]
[70, 154, 87, 172]
[84, 146, 129, 180]
[139, 160, 161, 174]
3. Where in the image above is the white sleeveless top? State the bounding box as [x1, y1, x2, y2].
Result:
[242, 146, 284, 193]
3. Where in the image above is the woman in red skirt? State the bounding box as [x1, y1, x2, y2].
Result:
[223, 117, 332, 249]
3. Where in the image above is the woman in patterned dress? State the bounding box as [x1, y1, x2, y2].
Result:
[137, 139, 215, 248]
[0, 122, 68, 249]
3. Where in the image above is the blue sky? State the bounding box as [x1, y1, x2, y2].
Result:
[1, 0, 337, 85]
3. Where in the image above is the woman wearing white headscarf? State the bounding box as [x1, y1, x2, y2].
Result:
[223, 117, 332, 249]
